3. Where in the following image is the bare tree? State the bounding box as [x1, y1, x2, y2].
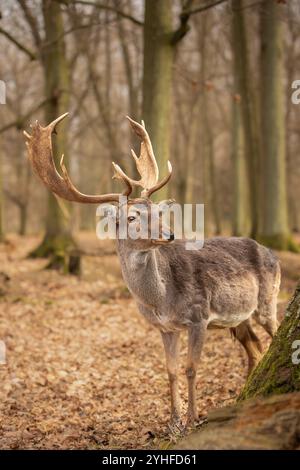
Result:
[231, 0, 260, 238]
[258, 0, 296, 251]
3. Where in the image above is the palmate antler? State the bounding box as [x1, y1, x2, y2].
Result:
[112, 117, 172, 198]
[23, 113, 131, 204]
[23, 113, 172, 204]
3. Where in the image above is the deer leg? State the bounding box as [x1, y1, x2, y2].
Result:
[232, 320, 262, 375]
[160, 331, 182, 429]
[263, 318, 279, 338]
[185, 323, 206, 428]
[254, 266, 280, 339]
[254, 303, 279, 339]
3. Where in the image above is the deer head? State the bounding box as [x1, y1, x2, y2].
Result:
[23, 113, 173, 246]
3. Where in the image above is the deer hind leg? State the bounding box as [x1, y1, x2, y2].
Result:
[160, 331, 182, 430]
[255, 313, 278, 339]
[254, 268, 280, 339]
[231, 319, 262, 376]
[185, 323, 206, 428]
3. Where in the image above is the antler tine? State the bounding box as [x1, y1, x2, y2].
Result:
[112, 116, 172, 198]
[144, 161, 172, 198]
[23, 113, 130, 204]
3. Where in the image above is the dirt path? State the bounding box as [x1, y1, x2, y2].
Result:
[0, 234, 298, 449]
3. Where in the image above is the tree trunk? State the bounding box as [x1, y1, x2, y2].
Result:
[116, 3, 140, 180]
[29, 0, 78, 272]
[142, 0, 174, 199]
[184, 98, 200, 205]
[239, 281, 300, 400]
[231, 94, 248, 236]
[285, 16, 299, 234]
[19, 203, 27, 237]
[231, 0, 260, 238]
[195, 14, 220, 236]
[258, 0, 297, 251]
[175, 392, 300, 449]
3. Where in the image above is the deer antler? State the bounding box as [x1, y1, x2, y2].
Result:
[23, 113, 132, 204]
[112, 117, 172, 198]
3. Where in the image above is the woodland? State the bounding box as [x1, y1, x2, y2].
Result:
[0, 0, 300, 450]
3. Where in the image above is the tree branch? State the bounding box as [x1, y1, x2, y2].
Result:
[17, 0, 42, 48]
[172, 0, 228, 45]
[0, 98, 50, 135]
[4, 189, 25, 209]
[41, 18, 117, 50]
[57, 0, 143, 26]
[172, 0, 194, 45]
[181, 0, 228, 17]
[0, 26, 36, 60]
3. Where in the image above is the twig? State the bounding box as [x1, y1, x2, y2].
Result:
[0, 26, 36, 60]
[57, 0, 143, 26]
[0, 98, 50, 135]
[181, 0, 228, 17]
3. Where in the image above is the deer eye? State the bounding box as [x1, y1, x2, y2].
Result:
[128, 216, 136, 223]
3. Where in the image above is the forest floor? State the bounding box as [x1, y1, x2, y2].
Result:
[0, 233, 299, 450]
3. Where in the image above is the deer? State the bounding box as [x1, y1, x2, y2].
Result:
[23, 113, 281, 430]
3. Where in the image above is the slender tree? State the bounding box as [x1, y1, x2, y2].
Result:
[28, 0, 77, 269]
[231, 92, 248, 236]
[231, 0, 260, 237]
[0, 0, 78, 268]
[142, 0, 174, 199]
[199, 15, 220, 235]
[258, 0, 297, 250]
[231, 3, 249, 236]
[285, 13, 299, 234]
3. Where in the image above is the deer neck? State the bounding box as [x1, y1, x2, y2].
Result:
[116, 239, 166, 308]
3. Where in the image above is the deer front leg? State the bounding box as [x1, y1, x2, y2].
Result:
[186, 323, 206, 428]
[161, 331, 182, 430]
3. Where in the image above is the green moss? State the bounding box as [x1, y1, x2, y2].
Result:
[29, 234, 80, 274]
[287, 237, 300, 254]
[239, 284, 300, 401]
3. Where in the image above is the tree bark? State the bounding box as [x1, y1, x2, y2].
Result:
[142, 0, 174, 199]
[231, 96, 248, 236]
[195, 14, 220, 236]
[175, 392, 300, 449]
[29, 0, 78, 272]
[258, 0, 297, 251]
[231, 0, 260, 238]
[116, 5, 140, 179]
[239, 282, 300, 400]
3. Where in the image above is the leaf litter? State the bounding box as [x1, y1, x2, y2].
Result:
[0, 234, 296, 449]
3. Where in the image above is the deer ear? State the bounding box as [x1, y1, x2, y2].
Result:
[158, 199, 176, 209]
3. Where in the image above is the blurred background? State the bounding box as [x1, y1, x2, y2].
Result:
[0, 0, 300, 450]
[0, 0, 300, 267]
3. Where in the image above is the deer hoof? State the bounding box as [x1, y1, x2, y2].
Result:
[185, 412, 199, 430]
[167, 417, 184, 435]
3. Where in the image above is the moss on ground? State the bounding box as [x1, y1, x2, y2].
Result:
[29, 234, 80, 274]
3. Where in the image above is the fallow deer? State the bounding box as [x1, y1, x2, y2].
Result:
[24, 113, 280, 429]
